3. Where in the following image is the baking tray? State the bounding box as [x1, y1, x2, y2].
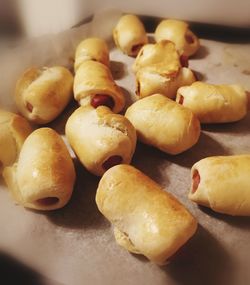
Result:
[0, 10, 250, 285]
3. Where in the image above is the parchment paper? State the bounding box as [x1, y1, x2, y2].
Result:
[0, 10, 250, 285]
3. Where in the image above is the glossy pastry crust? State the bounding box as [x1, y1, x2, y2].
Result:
[74, 37, 110, 71]
[3, 128, 76, 210]
[125, 94, 200, 155]
[113, 14, 148, 56]
[132, 40, 182, 74]
[96, 164, 197, 264]
[65, 106, 137, 176]
[189, 155, 250, 216]
[0, 110, 32, 174]
[73, 60, 125, 113]
[176, 82, 248, 123]
[136, 66, 196, 99]
[15, 66, 73, 124]
[155, 19, 200, 57]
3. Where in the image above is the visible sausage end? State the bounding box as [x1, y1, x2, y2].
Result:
[36, 197, 59, 206]
[26, 102, 33, 112]
[131, 44, 143, 55]
[91, 94, 115, 110]
[185, 33, 195, 44]
[102, 155, 123, 171]
[180, 55, 189, 68]
[192, 169, 200, 193]
[178, 95, 184, 105]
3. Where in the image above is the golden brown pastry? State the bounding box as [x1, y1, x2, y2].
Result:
[96, 164, 197, 264]
[155, 19, 200, 57]
[65, 106, 136, 176]
[136, 66, 196, 99]
[15, 66, 73, 124]
[176, 82, 248, 123]
[74, 37, 110, 72]
[74, 60, 125, 113]
[113, 14, 148, 56]
[189, 155, 250, 216]
[0, 110, 32, 174]
[3, 128, 76, 210]
[132, 40, 185, 74]
[125, 94, 200, 155]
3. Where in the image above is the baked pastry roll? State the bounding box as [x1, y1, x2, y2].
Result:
[189, 155, 250, 216]
[176, 82, 248, 123]
[155, 19, 200, 57]
[3, 128, 76, 210]
[74, 60, 125, 113]
[65, 106, 136, 176]
[113, 14, 148, 56]
[132, 40, 184, 74]
[15, 66, 73, 124]
[125, 94, 200, 155]
[0, 110, 32, 174]
[74, 37, 110, 72]
[96, 164, 197, 264]
[136, 66, 196, 100]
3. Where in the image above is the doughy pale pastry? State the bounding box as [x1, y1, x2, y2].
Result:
[96, 164, 197, 264]
[65, 106, 136, 176]
[132, 40, 184, 74]
[189, 155, 250, 216]
[155, 19, 200, 57]
[3, 128, 76, 210]
[125, 94, 200, 155]
[15, 66, 73, 124]
[176, 82, 248, 123]
[74, 37, 110, 71]
[74, 60, 125, 113]
[136, 66, 196, 99]
[113, 14, 148, 56]
[0, 110, 32, 174]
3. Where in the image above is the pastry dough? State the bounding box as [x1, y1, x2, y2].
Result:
[74, 60, 125, 113]
[0, 110, 32, 174]
[74, 37, 110, 71]
[189, 155, 250, 216]
[136, 67, 196, 100]
[3, 128, 76, 210]
[132, 40, 182, 74]
[113, 14, 148, 56]
[176, 82, 248, 123]
[15, 66, 73, 124]
[65, 106, 136, 176]
[155, 19, 200, 57]
[125, 94, 200, 155]
[96, 164, 197, 264]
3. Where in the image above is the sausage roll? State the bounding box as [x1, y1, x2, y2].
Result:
[155, 19, 200, 57]
[125, 94, 200, 155]
[74, 60, 125, 113]
[3, 128, 76, 210]
[132, 40, 184, 74]
[96, 164, 197, 264]
[74, 37, 110, 72]
[136, 66, 196, 100]
[189, 155, 250, 216]
[0, 110, 32, 174]
[15, 66, 73, 124]
[65, 106, 136, 176]
[113, 14, 148, 57]
[176, 82, 248, 123]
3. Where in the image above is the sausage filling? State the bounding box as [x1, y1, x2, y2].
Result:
[192, 169, 200, 193]
[131, 44, 143, 54]
[178, 95, 184, 105]
[102, 155, 123, 170]
[91, 94, 115, 110]
[36, 197, 59, 206]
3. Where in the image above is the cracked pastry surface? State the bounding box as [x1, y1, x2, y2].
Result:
[65, 105, 136, 176]
[96, 164, 197, 264]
